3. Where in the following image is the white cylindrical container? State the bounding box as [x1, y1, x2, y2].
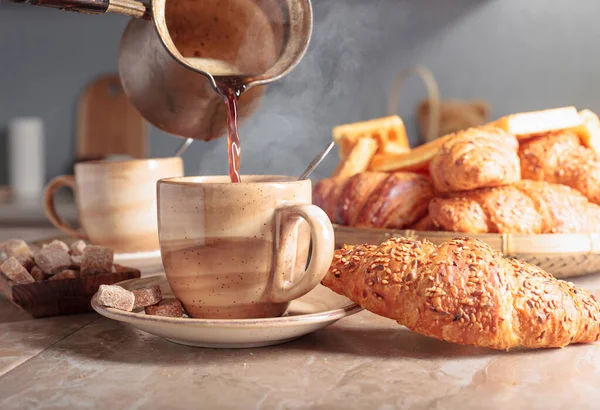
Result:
[8, 117, 45, 198]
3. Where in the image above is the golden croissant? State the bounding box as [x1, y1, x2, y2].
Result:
[322, 237, 600, 350]
[313, 171, 434, 229]
[519, 130, 600, 205]
[428, 180, 600, 234]
[429, 127, 521, 193]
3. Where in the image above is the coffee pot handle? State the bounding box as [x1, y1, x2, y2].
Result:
[44, 175, 87, 240]
[271, 204, 334, 303]
[8, 0, 150, 19]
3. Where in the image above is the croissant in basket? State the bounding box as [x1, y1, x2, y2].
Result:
[519, 130, 600, 205]
[428, 180, 600, 234]
[313, 172, 434, 230]
[429, 127, 521, 193]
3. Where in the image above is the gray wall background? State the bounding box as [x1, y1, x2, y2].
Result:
[1, 0, 600, 184]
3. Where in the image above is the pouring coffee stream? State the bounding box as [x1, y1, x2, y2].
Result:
[221, 86, 243, 183]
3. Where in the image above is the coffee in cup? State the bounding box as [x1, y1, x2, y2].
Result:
[44, 157, 183, 254]
[157, 175, 334, 319]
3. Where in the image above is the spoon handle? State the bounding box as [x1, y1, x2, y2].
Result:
[298, 141, 334, 181]
[174, 138, 194, 157]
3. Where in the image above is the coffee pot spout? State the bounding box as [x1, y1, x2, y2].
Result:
[8, 0, 150, 19]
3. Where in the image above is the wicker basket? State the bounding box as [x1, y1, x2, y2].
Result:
[333, 225, 600, 279]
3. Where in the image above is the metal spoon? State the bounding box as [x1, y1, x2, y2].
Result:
[298, 141, 334, 180]
[173, 138, 194, 157]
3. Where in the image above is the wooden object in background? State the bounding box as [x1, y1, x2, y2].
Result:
[418, 99, 490, 141]
[0, 265, 141, 318]
[0, 186, 11, 203]
[76, 74, 147, 161]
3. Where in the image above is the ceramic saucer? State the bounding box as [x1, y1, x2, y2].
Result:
[91, 275, 362, 349]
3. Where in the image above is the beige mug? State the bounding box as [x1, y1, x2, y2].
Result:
[157, 175, 334, 319]
[44, 157, 183, 254]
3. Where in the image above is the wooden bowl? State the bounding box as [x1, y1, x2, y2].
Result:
[333, 225, 600, 279]
[0, 265, 140, 318]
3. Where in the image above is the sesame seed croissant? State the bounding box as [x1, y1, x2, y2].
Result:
[322, 237, 600, 350]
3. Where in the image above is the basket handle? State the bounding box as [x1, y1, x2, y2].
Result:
[387, 64, 441, 144]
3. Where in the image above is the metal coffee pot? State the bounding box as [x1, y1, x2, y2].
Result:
[10, 0, 313, 141]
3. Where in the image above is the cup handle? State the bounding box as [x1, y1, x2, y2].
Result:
[271, 203, 334, 303]
[44, 175, 86, 239]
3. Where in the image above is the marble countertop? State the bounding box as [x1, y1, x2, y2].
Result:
[2, 230, 600, 409]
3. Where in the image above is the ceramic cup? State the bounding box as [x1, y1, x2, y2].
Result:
[44, 157, 183, 254]
[157, 175, 335, 319]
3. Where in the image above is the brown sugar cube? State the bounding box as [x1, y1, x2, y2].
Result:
[43, 240, 70, 252]
[132, 285, 162, 310]
[15, 255, 35, 271]
[1, 239, 32, 258]
[49, 270, 79, 281]
[69, 240, 87, 256]
[96, 284, 134, 311]
[144, 298, 184, 318]
[81, 246, 114, 276]
[1, 257, 35, 284]
[30, 266, 46, 282]
[71, 254, 83, 266]
[34, 247, 72, 275]
[0, 250, 8, 264]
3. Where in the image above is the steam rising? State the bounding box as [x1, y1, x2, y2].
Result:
[192, 1, 392, 180]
